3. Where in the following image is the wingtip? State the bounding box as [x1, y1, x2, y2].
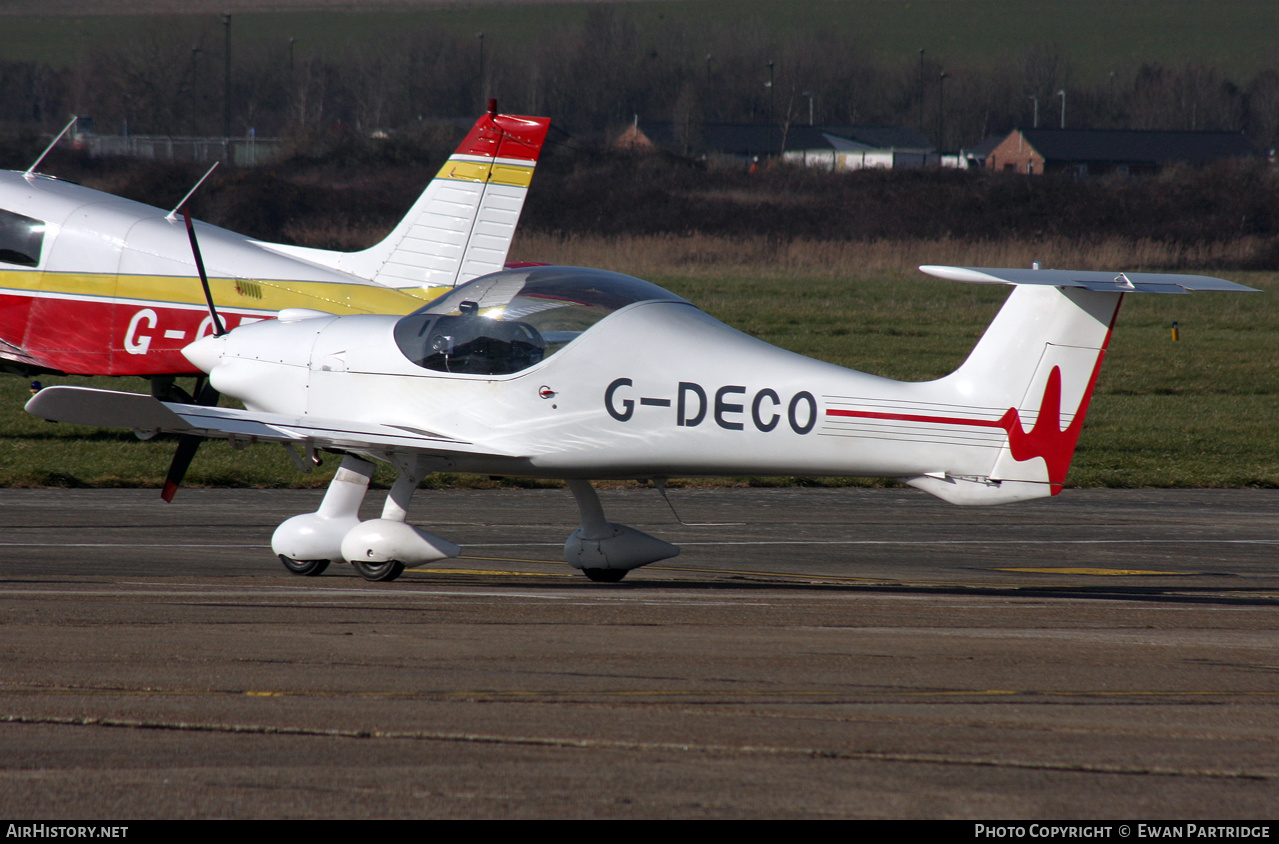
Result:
[919, 265, 1006, 283]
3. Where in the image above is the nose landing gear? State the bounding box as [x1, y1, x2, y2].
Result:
[273, 453, 459, 582]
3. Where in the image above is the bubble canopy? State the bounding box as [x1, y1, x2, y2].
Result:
[393, 266, 689, 375]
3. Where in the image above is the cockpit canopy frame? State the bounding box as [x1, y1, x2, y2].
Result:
[393, 266, 687, 376]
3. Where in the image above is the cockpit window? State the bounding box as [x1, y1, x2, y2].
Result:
[394, 266, 687, 375]
[0, 208, 45, 267]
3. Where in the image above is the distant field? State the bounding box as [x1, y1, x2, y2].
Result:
[3, 265, 1275, 492]
[2, 0, 1275, 79]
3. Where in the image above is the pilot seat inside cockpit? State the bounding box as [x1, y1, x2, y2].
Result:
[415, 300, 545, 375]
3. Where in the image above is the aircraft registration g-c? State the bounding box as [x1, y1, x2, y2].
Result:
[28, 262, 1257, 583]
[0, 104, 550, 380]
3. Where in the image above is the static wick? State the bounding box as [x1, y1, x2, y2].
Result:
[653, 480, 743, 527]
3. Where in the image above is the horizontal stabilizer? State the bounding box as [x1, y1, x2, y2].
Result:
[919, 265, 1258, 294]
[26, 386, 521, 459]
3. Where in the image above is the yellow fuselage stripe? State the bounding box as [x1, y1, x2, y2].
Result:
[2, 270, 445, 316]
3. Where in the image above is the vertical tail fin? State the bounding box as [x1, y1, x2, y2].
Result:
[905, 266, 1256, 504]
[261, 104, 551, 293]
[364, 104, 551, 290]
[942, 284, 1121, 495]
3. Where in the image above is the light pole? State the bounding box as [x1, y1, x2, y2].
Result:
[938, 71, 948, 152]
[766, 60, 774, 123]
[223, 14, 232, 143]
[918, 48, 925, 135]
[477, 32, 485, 111]
[288, 37, 299, 124]
[705, 54, 713, 119]
[803, 91, 814, 126]
[1057, 89, 1066, 128]
[190, 47, 202, 134]
[1029, 93, 1038, 128]
[71, 29, 88, 118]
[766, 60, 775, 155]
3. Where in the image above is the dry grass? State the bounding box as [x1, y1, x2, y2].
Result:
[510, 232, 1270, 278]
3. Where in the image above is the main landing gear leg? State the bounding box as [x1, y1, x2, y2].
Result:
[563, 479, 679, 583]
[272, 454, 375, 576]
[340, 455, 460, 582]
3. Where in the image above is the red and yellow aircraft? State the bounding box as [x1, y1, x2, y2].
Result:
[0, 104, 550, 383]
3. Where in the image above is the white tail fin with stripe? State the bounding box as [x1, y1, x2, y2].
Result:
[904, 266, 1256, 504]
[261, 103, 551, 293]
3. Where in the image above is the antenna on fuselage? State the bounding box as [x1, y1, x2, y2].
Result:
[652, 480, 743, 527]
[23, 116, 78, 181]
[166, 162, 219, 221]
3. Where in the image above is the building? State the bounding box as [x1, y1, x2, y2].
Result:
[782, 126, 933, 171]
[613, 120, 932, 168]
[985, 128, 1261, 176]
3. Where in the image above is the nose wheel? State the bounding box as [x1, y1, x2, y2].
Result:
[278, 555, 331, 576]
[272, 454, 458, 584]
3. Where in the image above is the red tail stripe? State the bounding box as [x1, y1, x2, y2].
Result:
[825, 364, 1088, 492]
[825, 340, 1115, 493]
[456, 115, 551, 162]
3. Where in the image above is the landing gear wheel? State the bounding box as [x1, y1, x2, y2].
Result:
[351, 559, 406, 582]
[582, 568, 627, 583]
[279, 555, 330, 576]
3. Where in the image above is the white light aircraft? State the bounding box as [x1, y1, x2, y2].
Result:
[0, 104, 550, 385]
[27, 262, 1255, 582]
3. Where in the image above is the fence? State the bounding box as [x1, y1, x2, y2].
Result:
[79, 135, 285, 165]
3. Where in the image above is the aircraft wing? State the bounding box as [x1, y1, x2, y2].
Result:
[25, 386, 522, 459]
[919, 265, 1259, 293]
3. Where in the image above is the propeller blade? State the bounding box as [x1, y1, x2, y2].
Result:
[164, 208, 228, 503]
[161, 434, 202, 503]
[163, 206, 228, 503]
[160, 347, 223, 503]
[181, 206, 225, 337]
[192, 377, 220, 407]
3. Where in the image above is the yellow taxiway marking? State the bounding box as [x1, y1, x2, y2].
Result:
[422, 560, 899, 586]
[653, 565, 893, 584]
[998, 567, 1187, 576]
[410, 560, 1202, 589]
[408, 567, 574, 578]
[405, 555, 576, 578]
[393, 556, 1220, 590]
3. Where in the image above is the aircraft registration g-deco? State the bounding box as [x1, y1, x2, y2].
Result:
[0, 104, 550, 388]
[28, 259, 1256, 583]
